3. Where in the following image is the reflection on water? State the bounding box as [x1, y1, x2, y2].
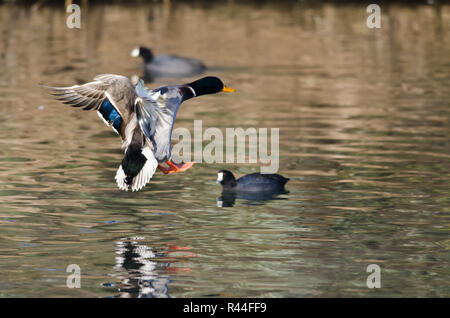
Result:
[0, 1, 449, 297]
[104, 237, 196, 298]
[108, 238, 171, 298]
[217, 191, 289, 207]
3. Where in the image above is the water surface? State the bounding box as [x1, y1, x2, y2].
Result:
[0, 2, 449, 297]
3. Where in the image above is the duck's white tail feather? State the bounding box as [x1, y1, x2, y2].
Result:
[115, 146, 158, 192]
[115, 165, 128, 191]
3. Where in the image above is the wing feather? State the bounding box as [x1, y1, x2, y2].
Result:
[134, 80, 183, 162]
[44, 74, 134, 112]
[46, 81, 108, 110]
[44, 74, 136, 133]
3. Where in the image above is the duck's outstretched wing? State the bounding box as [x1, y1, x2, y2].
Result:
[44, 74, 136, 135]
[134, 80, 187, 162]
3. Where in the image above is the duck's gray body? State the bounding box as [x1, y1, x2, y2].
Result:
[135, 81, 195, 162]
[47, 74, 195, 191]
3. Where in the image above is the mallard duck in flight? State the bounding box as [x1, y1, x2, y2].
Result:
[45, 74, 235, 191]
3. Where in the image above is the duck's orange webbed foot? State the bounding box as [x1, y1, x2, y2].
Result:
[166, 160, 195, 174]
[158, 161, 195, 174]
[158, 164, 170, 174]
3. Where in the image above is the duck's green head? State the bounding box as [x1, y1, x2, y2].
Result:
[188, 76, 235, 97]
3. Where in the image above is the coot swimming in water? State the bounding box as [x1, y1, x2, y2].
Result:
[216, 170, 289, 193]
[131, 46, 207, 79]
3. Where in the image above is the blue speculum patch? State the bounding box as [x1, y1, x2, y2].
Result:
[99, 99, 122, 132]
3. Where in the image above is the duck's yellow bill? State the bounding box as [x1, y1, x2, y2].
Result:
[222, 86, 235, 92]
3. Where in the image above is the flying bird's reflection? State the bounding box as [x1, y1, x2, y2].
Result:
[103, 237, 195, 298]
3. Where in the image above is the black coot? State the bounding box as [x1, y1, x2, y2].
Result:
[217, 170, 289, 193]
[131, 46, 207, 79]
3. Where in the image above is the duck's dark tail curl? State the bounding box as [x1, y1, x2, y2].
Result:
[115, 145, 158, 192]
[122, 145, 147, 186]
